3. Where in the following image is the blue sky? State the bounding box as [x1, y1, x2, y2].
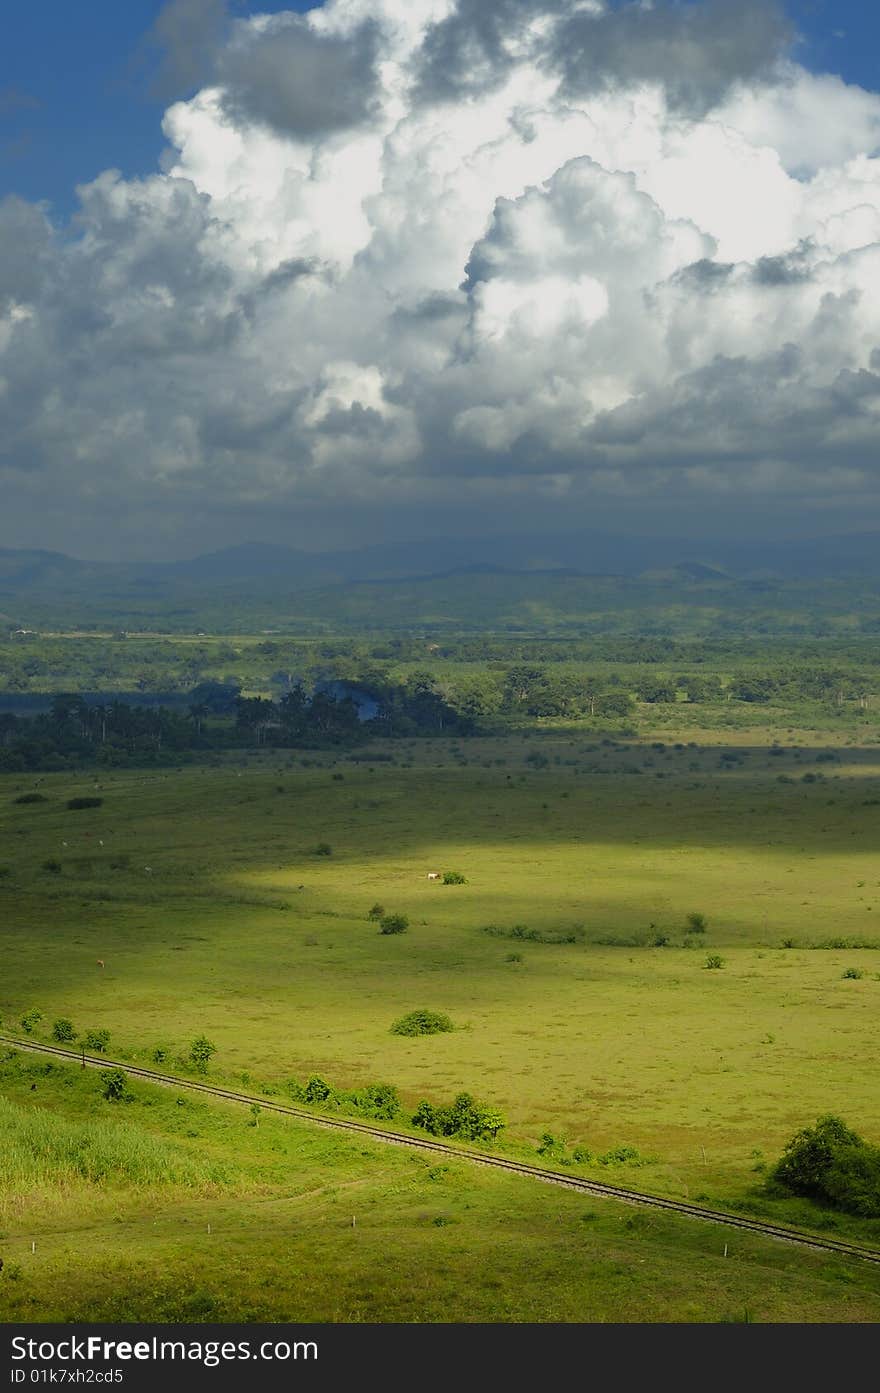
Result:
[0, 1, 310, 215]
[1, 1, 879, 219]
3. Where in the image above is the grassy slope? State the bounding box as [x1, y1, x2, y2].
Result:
[1, 1056, 880, 1324]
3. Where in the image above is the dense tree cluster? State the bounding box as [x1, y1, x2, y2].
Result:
[771, 1115, 880, 1218]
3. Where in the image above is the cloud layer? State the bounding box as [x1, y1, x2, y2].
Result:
[4, 0, 880, 556]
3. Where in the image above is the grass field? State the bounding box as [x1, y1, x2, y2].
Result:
[2, 727, 880, 1319]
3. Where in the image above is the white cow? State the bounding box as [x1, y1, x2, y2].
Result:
[427, 872, 441, 881]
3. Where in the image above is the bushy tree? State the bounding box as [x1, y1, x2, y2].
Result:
[352, 1082, 400, 1120]
[101, 1067, 130, 1102]
[772, 1115, 880, 1217]
[52, 1018, 77, 1042]
[189, 1035, 217, 1072]
[20, 1008, 43, 1035]
[304, 1075, 332, 1104]
[83, 1028, 110, 1052]
[411, 1091, 505, 1142]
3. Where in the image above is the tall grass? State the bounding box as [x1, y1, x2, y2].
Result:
[0, 1096, 232, 1209]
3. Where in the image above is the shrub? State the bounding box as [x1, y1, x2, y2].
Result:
[505, 952, 523, 964]
[152, 1046, 168, 1064]
[705, 954, 725, 970]
[571, 1145, 594, 1164]
[411, 1091, 505, 1142]
[367, 903, 385, 921]
[14, 792, 47, 804]
[598, 1144, 644, 1165]
[379, 913, 409, 935]
[101, 1067, 130, 1102]
[20, 1008, 43, 1035]
[350, 1082, 400, 1120]
[51, 1018, 77, 1043]
[189, 1036, 217, 1072]
[41, 859, 62, 874]
[771, 1115, 880, 1217]
[0, 865, 10, 880]
[442, 871, 467, 885]
[304, 1075, 332, 1104]
[67, 797, 103, 810]
[313, 842, 333, 856]
[83, 1029, 110, 1053]
[391, 1009, 454, 1037]
[686, 912, 708, 934]
[109, 854, 131, 870]
[842, 966, 864, 980]
[536, 1132, 566, 1158]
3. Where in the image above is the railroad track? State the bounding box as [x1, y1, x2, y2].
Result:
[3, 1033, 879, 1267]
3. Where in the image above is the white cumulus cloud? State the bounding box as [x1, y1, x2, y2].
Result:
[4, 0, 880, 554]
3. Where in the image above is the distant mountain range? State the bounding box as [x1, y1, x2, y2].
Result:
[3, 529, 880, 588]
[0, 532, 878, 632]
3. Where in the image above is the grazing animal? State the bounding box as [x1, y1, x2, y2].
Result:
[61, 841, 68, 848]
[97, 959, 104, 968]
[427, 871, 441, 880]
[98, 839, 104, 847]
[144, 866, 153, 874]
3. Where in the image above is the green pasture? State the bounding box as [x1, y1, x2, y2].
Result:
[3, 733, 880, 1193]
[1, 1055, 879, 1323]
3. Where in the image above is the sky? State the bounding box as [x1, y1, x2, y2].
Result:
[3, 0, 880, 560]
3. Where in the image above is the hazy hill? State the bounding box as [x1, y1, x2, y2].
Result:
[1, 532, 879, 633]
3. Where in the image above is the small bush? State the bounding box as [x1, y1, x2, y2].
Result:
[0, 866, 10, 879]
[686, 912, 708, 934]
[189, 1035, 217, 1072]
[367, 903, 385, 921]
[598, 1144, 644, 1166]
[14, 792, 47, 805]
[505, 952, 523, 963]
[67, 796, 103, 810]
[152, 1046, 169, 1064]
[379, 913, 409, 935]
[41, 859, 62, 874]
[83, 1029, 110, 1053]
[304, 1075, 333, 1104]
[51, 1018, 77, 1043]
[101, 1067, 130, 1102]
[20, 1008, 43, 1035]
[442, 871, 467, 885]
[842, 966, 865, 980]
[109, 854, 131, 870]
[536, 1132, 566, 1158]
[313, 842, 333, 856]
[350, 1082, 400, 1119]
[705, 954, 725, 970]
[391, 1009, 454, 1037]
